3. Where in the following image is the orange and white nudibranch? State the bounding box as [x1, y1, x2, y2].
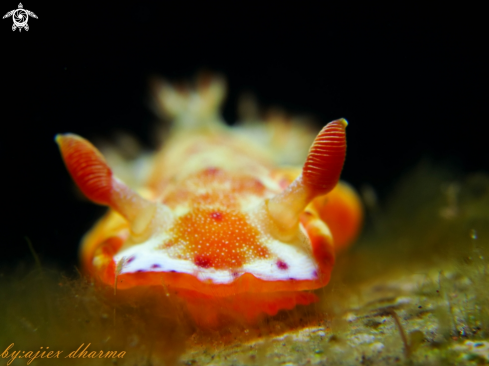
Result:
[56, 75, 363, 326]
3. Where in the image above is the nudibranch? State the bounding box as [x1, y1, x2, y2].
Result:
[56, 75, 362, 326]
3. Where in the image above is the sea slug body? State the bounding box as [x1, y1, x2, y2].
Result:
[56, 74, 363, 327]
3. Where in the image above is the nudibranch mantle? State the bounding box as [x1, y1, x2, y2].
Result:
[56, 75, 363, 325]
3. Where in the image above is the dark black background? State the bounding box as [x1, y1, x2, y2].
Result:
[1, 3, 487, 270]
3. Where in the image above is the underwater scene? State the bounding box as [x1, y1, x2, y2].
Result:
[1, 3, 486, 366]
[2, 75, 489, 365]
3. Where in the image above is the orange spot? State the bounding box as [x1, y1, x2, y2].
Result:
[168, 208, 269, 269]
[100, 237, 124, 257]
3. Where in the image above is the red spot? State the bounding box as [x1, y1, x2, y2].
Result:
[195, 255, 213, 268]
[210, 211, 223, 220]
[253, 180, 266, 193]
[279, 178, 290, 189]
[203, 167, 221, 176]
[127, 256, 135, 264]
[151, 264, 161, 269]
[277, 260, 288, 270]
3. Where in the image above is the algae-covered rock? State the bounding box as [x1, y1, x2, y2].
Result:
[1, 164, 488, 365]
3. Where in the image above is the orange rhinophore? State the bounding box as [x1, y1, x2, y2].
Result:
[56, 75, 363, 327]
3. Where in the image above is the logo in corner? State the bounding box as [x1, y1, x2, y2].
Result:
[3, 3, 37, 32]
